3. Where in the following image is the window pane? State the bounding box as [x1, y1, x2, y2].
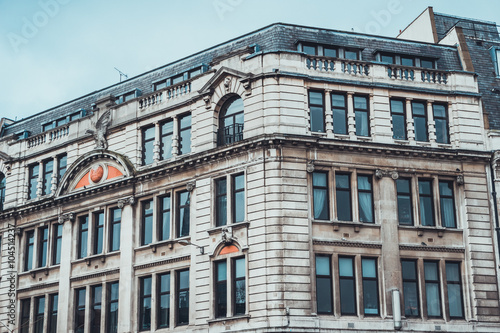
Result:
[234, 191, 245, 223]
[158, 273, 170, 328]
[310, 106, 324, 133]
[339, 279, 356, 314]
[178, 191, 190, 237]
[313, 172, 328, 220]
[426, 283, 441, 317]
[403, 281, 419, 317]
[397, 179, 413, 225]
[35, 297, 45, 333]
[140, 277, 152, 330]
[107, 283, 119, 333]
[48, 294, 58, 333]
[354, 96, 367, 109]
[216, 178, 227, 227]
[234, 278, 246, 315]
[178, 270, 189, 325]
[142, 201, 153, 245]
[216, 261, 227, 318]
[333, 108, 347, 135]
[79, 216, 88, 259]
[401, 57, 414, 66]
[179, 115, 191, 155]
[316, 276, 333, 313]
[75, 288, 86, 333]
[336, 174, 351, 221]
[324, 48, 337, 57]
[362, 259, 376, 278]
[363, 279, 379, 315]
[345, 50, 358, 60]
[421, 59, 434, 69]
[446, 262, 460, 282]
[316, 256, 330, 275]
[419, 180, 434, 226]
[303, 45, 316, 55]
[339, 257, 353, 277]
[161, 120, 173, 160]
[381, 54, 394, 64]
[235, 258, 245, 279]
[160, 196, 171, 240]
[111, 209, 121, 251]
[448, 284, 463, 318]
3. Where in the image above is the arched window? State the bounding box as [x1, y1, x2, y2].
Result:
[218, 96, 244, 146]
[0, 173, 5, 211]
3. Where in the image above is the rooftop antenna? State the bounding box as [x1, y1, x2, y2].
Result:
[114, 67, 128, 82]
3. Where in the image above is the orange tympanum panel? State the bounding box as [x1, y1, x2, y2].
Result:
[90, 165, 104, 183]
[74, 164, 124, 190]
[75, 171, 91, 189]
[219, 244, 239, 255]
[107, 166, 123, 180]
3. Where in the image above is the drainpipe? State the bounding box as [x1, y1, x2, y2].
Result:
[490, 155, 500, 258]
[392, 289, 402, 330]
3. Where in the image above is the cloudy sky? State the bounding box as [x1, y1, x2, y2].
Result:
[1, 0, 499, 121]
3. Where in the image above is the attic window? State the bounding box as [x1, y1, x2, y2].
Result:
[41, 109, 86, 133]
[377, 52, 435, 69]
[298, 43, 357, 60]
[116, 89, 142, 104]
[490, 47, 500, 77]
[153, 65, 208, 91]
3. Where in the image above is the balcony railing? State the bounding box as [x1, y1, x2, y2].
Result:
[218, 123, 243, 146]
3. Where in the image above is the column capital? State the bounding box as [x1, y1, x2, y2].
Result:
[117, 196, 135, 208]
[375, 169, 399, 180]
[58, 212, 75, 224]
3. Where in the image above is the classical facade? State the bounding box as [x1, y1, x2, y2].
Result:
[1, 10, 500, 333]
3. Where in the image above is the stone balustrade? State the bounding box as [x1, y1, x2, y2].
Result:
[27, 125, 69, 149]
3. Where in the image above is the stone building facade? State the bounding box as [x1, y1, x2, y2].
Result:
[1, 10, 500, 333]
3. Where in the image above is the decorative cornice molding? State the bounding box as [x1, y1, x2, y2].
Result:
[399, 245, 465, 253]
[17, 281, 60, 293]
[313, 239, 382, 249]
[134, 255, 190, 270]
[70, 269, 120, 282]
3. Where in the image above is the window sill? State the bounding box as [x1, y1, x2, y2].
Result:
[394, 139, 409, 144]
[311, 131, 327, 136]
[19, 266, 51, 278]
[207, 221, 250, 235]
[356, 136, 372, 142]
[399, 225, 462, 236]
[71, 252, 119, 266]
[207, 314, 250, 324]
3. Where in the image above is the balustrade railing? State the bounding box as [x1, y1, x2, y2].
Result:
[218, 123, 244, 146]
[305, 56, 370, 77]
[386, 66, 447, 84]
[139, 81, 192, 110]
[27, 125, 69, 149]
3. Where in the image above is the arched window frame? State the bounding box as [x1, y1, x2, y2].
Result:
[218, 96, 244, 146]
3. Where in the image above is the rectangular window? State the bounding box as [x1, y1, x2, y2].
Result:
[439, 181, 456, 228]
[362, 258, 379, 315]
[38, 226, 48, 267]
[142, 126, 155, 165]
[324, 47, 337, 57]
[159, 196, 171, 241]
[303, 44, 317, 55]
[42, 159, 53, 195]
[28, 164, 39, 200]
[141, 200, 153, 246]
[93, 211, 104, 255]
[20, 299, 30, 333]
[381, 54, 395, 64]
[139, 276, 152, 331]
[424, 261, 442, 318]
[43, 122, 55, 132]
[496, 49, 500, 76]
[390, 99, 406, 140]
[91, 285, 102, 333]
[402, 260, 420, 317]
[215, 178, 227, 227]
[110, 208, 121, 252]
[446, 262, 464, 318]
[177, 191, 190, 237]
[412, 102, 428, 142]
[309, 91, 325, 133]
[160, 120, 173, 160]
[215, 261, 227, 318]
[420, 59, 434, 69]
[354, 96, 369, 137]
[233, 174, 245, 224]
[357, 175, 373, 223]
[331, 93, 347, 135]
[157, 273, 170, 328]
[418, 180, 435, 226]
[25, 230, 35, 271]
[401, 56, 415, 67]
[75, 288, 86, 333]
[313, 172, 329, 220]
[234, 257, 246, 315]
[177, 269, 190, 325]
[34, 296, 45, 333]
[345, 49, 358, 60]
[107, 282, 119, 333]
[315, 255, 333, 314]
[57, 154, 67, 182]
[179, 114, 191, 155]
[339, 257, 356, 315]
[48, 294, 58, 333]
[336, 174, 352, 221]
[396, 179, 413, 226]
[433, 104, 449, 144]
[78, 216, 89, 259]
[172, 74, 184, 85]
[52, 224, 62, 265]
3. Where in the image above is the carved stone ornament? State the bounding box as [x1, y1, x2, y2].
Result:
[203, 95, 211, 109]
[58, 212, 75, 224]
[241, 79, 252, 96]
[224, 77, 232, 93]
[375, 169, 399, 180]
[86, 110, 111, 149]
[456, 174, 464, 186]
[221, 227, 235, 244]
[186, 181, 196, 192]
[306, 161, 315, 173]
[117, 196, 135, 208]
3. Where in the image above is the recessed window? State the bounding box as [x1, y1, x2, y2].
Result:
[20, 299, 30, 333]
[25, 230, 35, 271]
[57, 154, 67, 182]
[78, 215, 89, 259]
[93, 211, 104, 255]
[315, 255, 333, 314]
[218, 96, 244, 146]
[303, 44, 317, 55]
[390, 99, 406, 140]
[396, 178, 413, 226]
[34, 296, 45, 333]
[401, 260, 419, 317]
[0, 172, 5, 211]
[418, 180, 435, 227]
[91, 285, 102, 333]
[157, 273, 170, 328]
[139, 276, 152, 331]
[357, 175, 373, 223]
[312, 172, 329, 220]
[160, 120, 174, 160]
[324, 47, 338, 58]
[178, 114, 191, 155]
[177, 269, 190, 325]
[141, 200, 154, 246]
[309, 91, 325, 133]
[446, 262, 464, 318]
[109, 208, 121, 252]
[362, 258, 379, 315]
[439, 181, 456, 228]
[345, 49, 359, 60]
[424, 261, 442, 318]
[215, 260, 228, 318]
[381, 54, 395, 64]
[433, 103, 449, 144]
[420, 58, 434, 69]
[48, 294, 58, 333]
[159, 195, 171, 241]
[412, 101, 428, 142]
[42, 159, 53, 196]
[142, 126, 155, 166]
[52, 224, 63, 265]
[107, 282, 119, 333]
[354, 96, 369, 137]
[177, 190, 190, 238]
[28, 164, 39, 200]
[339, 257, 356, 315]
[37, 226, 48, 268]
[401, 56, 415, 67]
[332, 93, 347, 135]
[336, 174, 352, 222]
[75, 288, 86, 333]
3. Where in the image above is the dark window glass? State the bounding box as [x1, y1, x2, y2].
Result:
[324, 47, 337, 57]
[446, 262, 464, 318]
[161, 120, 173, 160]
[315, 255, 333, 314]
[139, 276, 152, 331]
[43, 122, 55, 131]
[396, 179, 413, 226]
[110, 208, 121, 252]
[433, 104, 449, 144]
[159, 196, 171, 241]
[336, 174, 352, 221]
[216, 261, 228, 318]
[177, 269, 190, 325]
[401, 260, 420, 317]
[412, 102, 428, 142]
[177, 191, 190, 237]
[313, 172, 329, 220]
[401, 57, 414, 67]
[189, 68, 202, 78]
[233, 174, 245, 223]
[42, 159, 53, 195]
[0, 173, 5, 211]
[439, 181, 456, 228]
[381, 54, 395, 64]
[158, 273, 170, 328]
[390, 99, 406, 140]
[418, 180, 435, 226]
[215, 178, 227, 227]
[354, 96, 369, 137]
[20, 299, 31, 333]
[234, 257, 246, 315]
[309, 91, 325, 133]
[358, 175, 373, 223]
[70, 112, 81, 121]
[141, 200, 153, 246]
[332, 93, 347, 135]
[53, 224, 63, 265]
[93, 211, 104, 254]
[339, 257, 356, 315]
[362, 258, 379, 315]
[155, 80, 167, 91]
[107, 282, 119, 333]
[142, 126, 155, 165]
[179, 114, 191, 155]
[172, 74, 184, 85]
[345, 50, 358, 60]
[56, 117, 68, 127]
[78, 216, 88, 259]
[29, 164, 39, 200]
[57, 154, 67, 182]
[38, 226, 48, 267]
[424, 261, 441, 317]
[34, 296, 45, 333]
[219, 97, 244, 146]
[420, 59, 434, 69]
[48, 294, 58, 333]
[303, 44, 316, 55]
[91, 285, 102, 333]
[75, 288, 86, 333]
[25, 230, 35, 271]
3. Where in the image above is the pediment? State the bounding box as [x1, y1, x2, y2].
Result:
[198, 67, 253, 96]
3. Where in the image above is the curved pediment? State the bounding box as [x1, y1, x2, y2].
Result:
[56, 150, 134, 196]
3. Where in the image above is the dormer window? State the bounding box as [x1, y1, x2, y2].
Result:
[344, 49, 359, 60]
[153, 65, 208, 91]
[41, 109, 86, 133]
[116, 89, 142, 104]
[377, 52, 435, 69]
[298, 42, 358, 60]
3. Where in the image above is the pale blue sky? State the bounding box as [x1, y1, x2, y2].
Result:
[1, 0, 499, 120]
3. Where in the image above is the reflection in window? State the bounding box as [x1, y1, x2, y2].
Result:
[177, 191, 190, 237]
[215, 178, 227, 227]
[42, 159, 53, 195]
[93, 212, 104, 255]
[139, 276, 152, 331]
[20, 299, 31, 333]
[91, 285, 102, 333]
[234, 257, 246, 315]
[25, 230, 35, 271]
[332, 93, 347, 135]
[34, 296, 45, 333]
[233, 174, 245, 223]
[412, 102, 428, 142]
[390, 100, 406, 140]
[439, 181, 456, 228]
[336, 174, 352, 221]
[159, 196, 171, 241]
[161, 120, 174, 160]
[0, 173, 5, 210]
[142, 126, 155, 165]
[354, 96, 369, 137]
[219, 97, 244, 146]
[179, 114, 191, 155]
[75, 288, 86, 333]
[177, 270, 190, 325]
[309, 91, 325, 133]
[107, 282, 119, 333]
[48, 294, 58, 333]
[433, 104, 449, 144]
[396, 179, 413, 226]
[110, 209, 121, 252]
[157, 273, 170, 328]
[37, 226, 48, 267]
[402, 260, 420, 317]
[78, 216, 89, 259]
[141, 200, 153, 246]
[424, 261, 441, 318]
[28, 164, 39, 200]
[418, 180, 435, 226]
[313, 172, 329, 220]
[339, 257, 356, 315]
[215, 261, 227, 318]
[446, 262, 464, 318]
[357, 175, 373, 223]
[362, 258, 379, 315]
[315, 255, 333, 314]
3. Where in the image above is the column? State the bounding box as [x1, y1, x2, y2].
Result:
[172, 116, 179, 158]
[153, 122, 161, 163]
[369, 94, 375, 137]
[56, 214, 74, 332]
[36, 161, 43, 198]
[50, 157, 58, 194]
[405, 99, 415, 142]
[347, 92, 356, 138]
[427, 101, 436, 143]
[324, 90, 333, 136]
